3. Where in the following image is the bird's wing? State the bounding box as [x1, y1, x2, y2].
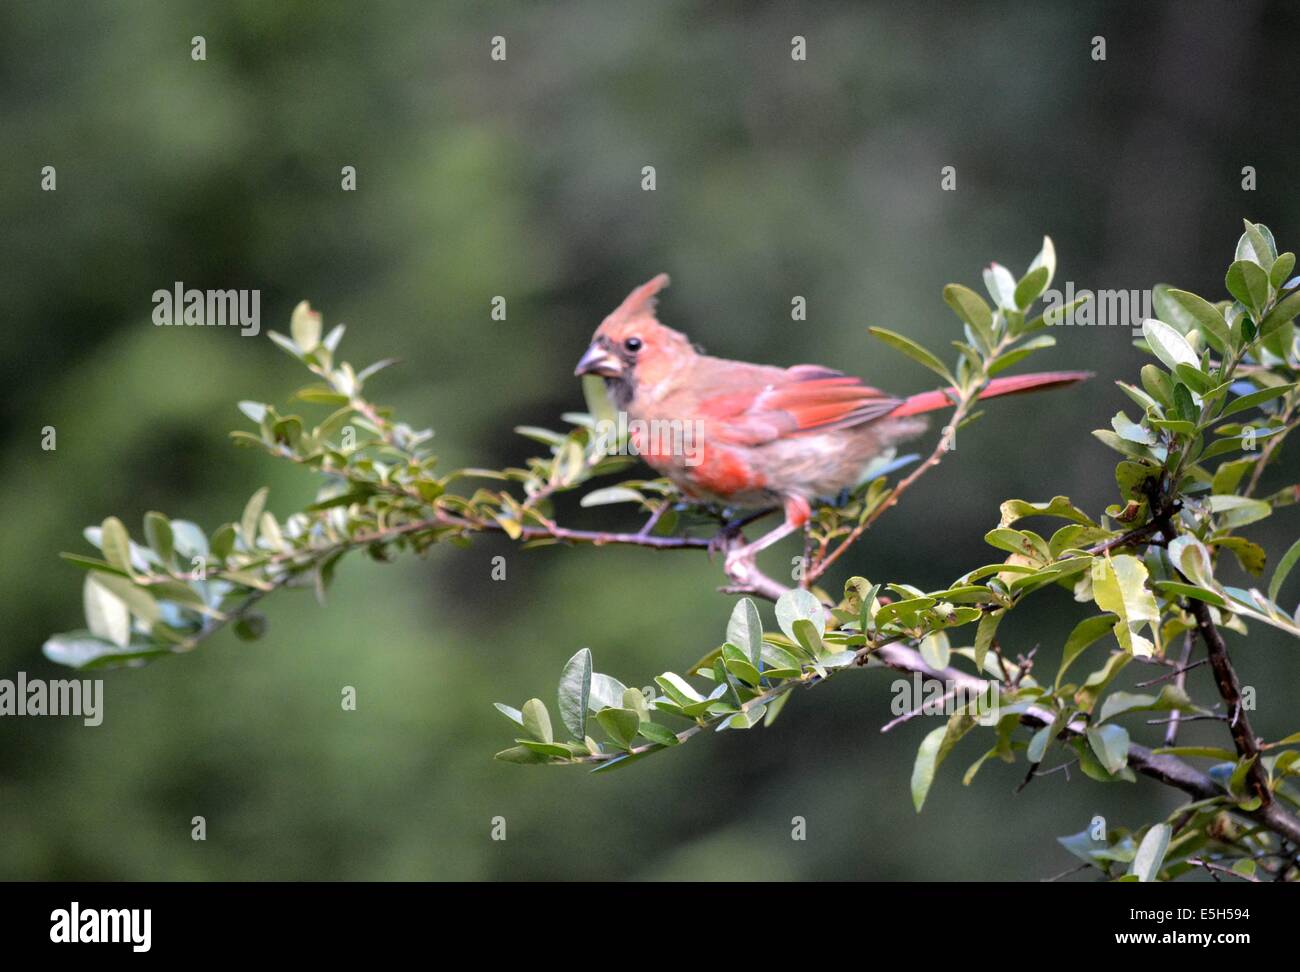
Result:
[698, 364, 902, 445]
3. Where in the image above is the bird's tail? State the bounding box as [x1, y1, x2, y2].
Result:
[888, 370, 1092, 418]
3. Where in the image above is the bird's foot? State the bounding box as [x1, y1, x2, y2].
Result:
[707, 518, 746, 559]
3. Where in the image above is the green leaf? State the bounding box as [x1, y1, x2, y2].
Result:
[1163, 289, 1231, 352]
[1097, 685, 1194, 724]
[1220, 382, 1295, 419]
[521, 698, 553, 744]
[493, 702, 524, 727]
[1268, 536, 1300, 603]
[974, 611, 1002, 672]
[579, 487, 644, 507]
[717, 705, 767, 731]
[1259, 289, 1300, 338]
[1270, 252, 1296, 290]
[919, 630, 951, 669]
[143, 512, 174, 566]
[589, 748, 663, 773]
[1087, 724, 1131, 775]
[1092, 429, 1157, 460]
[493, 745, 550, 765]
[1055, 613, 1118, 689]
[1240, 220, 1276, 269]
[1141, 319, 1198, 371]
[999, 496, 1095, 529]
[87, 571, 160, 627]
[1225, 260, 1268, 316]
[1075, 651, 1132, 714]
[1129, 823, 1171, 882]
[289, 300, 321, 351]
[83, 575, 130, 648]
[727, 597, 764, 668]
[911, 713, 976, 812]
[868, 328, 956, 386]
[1208, 494, 1271, 529]
[1026, 236, 1056, 290]
[1212, 536, 1265, 576]
[1140, 365, 1175, 408]
[1111, 411, 1157, 446]
[238, 400, 268, 423]
[988, 334, 1056, 375]
[1152, 746, 1238, 760]
[240, 487, 269, 549]
[1092, 555, 1158, 657]
[596, 707, 641, 750]
[1152, 581, 1225, 607]
[99, 516, 133, 574]
[775, 588, 825, 642]
[1014, 266, 1050, 310]
[943, 284, 995, 346]
[983, 262, 1018, 312]
[655, 672, 705, 706]
[588, 672, 628, 712]
[636, 722, 680, 746]
[42, 630, 173, 670]
[557, 648, 592, 741]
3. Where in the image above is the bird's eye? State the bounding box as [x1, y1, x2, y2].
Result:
[623, 337, 643, 353]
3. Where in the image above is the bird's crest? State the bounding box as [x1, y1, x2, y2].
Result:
[609, 273, 670, 324]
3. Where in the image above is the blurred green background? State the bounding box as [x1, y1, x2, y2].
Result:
[3, 0, 1299, 880]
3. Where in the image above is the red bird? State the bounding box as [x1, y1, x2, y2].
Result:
[575, 274, 1087, 575]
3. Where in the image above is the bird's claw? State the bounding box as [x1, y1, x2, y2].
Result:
[707, 519, 747, 560]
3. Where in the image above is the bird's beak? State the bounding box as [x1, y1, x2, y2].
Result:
[574, 342, 624, 378]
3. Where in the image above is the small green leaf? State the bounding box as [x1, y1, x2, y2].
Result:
[1259, 290, 1300, 338]
[596, 707, 641, 750]
[727, 597, 764, 668]
[99, 516, 133, 573]
[636, 722, 680, 747]
[493, 702, 524, 726]
[240, 487, 269, 549]
[579, 487, 644, 507]
[1014, 266, 1050, 310]
[289, 300, 322, 351]
[83, 575, 130, 648]
[1221, 383, 1295, 420]
[775, 588, 825, 642]
[522, 698, 553, 744]
[494, 745, 550, 765]
[1141, 319, 1198, 371]
[1268, 536, 1300, 603]
[943, 283, 995, 347]
[1056, 612, 1118, 689]
[143, 512, 174, 566]
[868, 328, 956, 386]
[974, 610, 1002, 672]
[1225, 260, 1269, 316]
[558, 648, 593, 741]
[588, 672, 628, 711]
[1087, 723, 1131, 775]
[1129, 823, 1171, 882]
[1164, 289, 1231, 352]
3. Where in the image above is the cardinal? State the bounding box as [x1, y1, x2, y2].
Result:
[575, 273, 1087, 576]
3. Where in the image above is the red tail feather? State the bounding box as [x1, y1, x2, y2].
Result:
[889, 370, 1091, 418]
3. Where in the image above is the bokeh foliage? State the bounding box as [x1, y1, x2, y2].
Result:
[5, 1, 1300, 880]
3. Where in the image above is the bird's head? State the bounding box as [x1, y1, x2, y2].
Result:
[575, 274, 695, 405]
